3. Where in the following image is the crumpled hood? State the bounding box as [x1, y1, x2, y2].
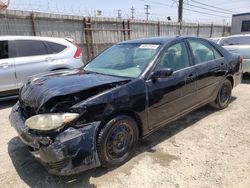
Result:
[19, 69, 130, 110]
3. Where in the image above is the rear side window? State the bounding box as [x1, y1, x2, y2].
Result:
[15, 40, 48, 57]
[46, 42, 66, 54]
[0, 41, 8, 59]
[220, 36, 250, 46]
[188, 39, 222, 64]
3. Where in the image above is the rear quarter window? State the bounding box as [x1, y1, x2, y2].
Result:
[188, 39, 222, 64]
[46, 41, 67, 54]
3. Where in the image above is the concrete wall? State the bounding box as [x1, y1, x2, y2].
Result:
[231, 13, 250, 35]
[0, 10, 230, 61]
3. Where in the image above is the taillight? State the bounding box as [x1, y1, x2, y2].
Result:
[239, 56, 243, 63]
[73, 44, 82, 59]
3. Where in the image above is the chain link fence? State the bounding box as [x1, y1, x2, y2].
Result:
[0, 10, 230, 61]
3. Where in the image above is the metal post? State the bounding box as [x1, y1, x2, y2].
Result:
[197, 23, 200, 37]
[83, 18, 90, 61]
[144, 4, 150, 21]
[157, 21, 160, 36]
[178, 0, 183, 23]
[127, 20, 131, 40]
[222, 24, 225, 36]
[210, 23, 213, 38]
[31, 12, 36, 36]
[83, 18, 94, 61]
[122, 21, 126, 40]
[88, 18, 94, 59]
[178, 0, 183, 35]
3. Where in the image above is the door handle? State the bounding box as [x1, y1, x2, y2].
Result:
[0, 63, 10, 68]
[46, 57, 55, 62]
[186, 74, 196, 83]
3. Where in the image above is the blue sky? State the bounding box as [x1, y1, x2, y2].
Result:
[7, 0, 250, 24]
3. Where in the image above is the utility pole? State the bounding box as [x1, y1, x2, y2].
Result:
[144, 4, 150, 21]
[131, 6, 135, 19]
[178, 0, 183, 35]
[178, 0, 183, 23]
[117, 9, 122, 18]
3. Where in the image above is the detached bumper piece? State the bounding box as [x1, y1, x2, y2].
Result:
[9, 102, 101, 176]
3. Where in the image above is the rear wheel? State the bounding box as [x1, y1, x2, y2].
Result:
[214, 79, 232, 109]
[97, 115, 139, 168]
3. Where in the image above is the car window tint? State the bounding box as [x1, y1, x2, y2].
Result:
[15, 40, 48, 57]
[213, 47, 223, 59]
[46, 42, 66, 54]
[188, 39, 221, 64]
[156, 42, 190, 71]
[0, 41, 8, 59]
[220, 36, 250, 46]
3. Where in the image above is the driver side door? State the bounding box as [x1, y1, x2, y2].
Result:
[146, 41, 197, 129]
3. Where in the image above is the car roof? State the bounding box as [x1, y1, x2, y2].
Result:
[118, 36, 207, 45]
[0, 35, 68, 42]
[119, 36, 181, 45]
[224, 34, 250, 38]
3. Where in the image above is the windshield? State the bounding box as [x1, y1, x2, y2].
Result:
[84, 43, 161, 78]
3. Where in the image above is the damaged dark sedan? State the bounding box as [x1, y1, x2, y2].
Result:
[10, 36, 242, 175]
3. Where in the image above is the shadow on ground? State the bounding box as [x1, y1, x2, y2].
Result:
[8, 97, 236, 187]
[0, 99, 17, 110]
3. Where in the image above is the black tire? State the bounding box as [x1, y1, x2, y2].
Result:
[97, 115, 139, 168]
[214, 79, 232, 109]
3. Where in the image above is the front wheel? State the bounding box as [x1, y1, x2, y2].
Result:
[214, 79, 232, 109]
[97, 115, 139, 168]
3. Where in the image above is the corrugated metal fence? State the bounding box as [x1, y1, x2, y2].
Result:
[0, 10, 230, 61]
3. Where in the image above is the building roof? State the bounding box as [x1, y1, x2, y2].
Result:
[232, 12, 250, 17]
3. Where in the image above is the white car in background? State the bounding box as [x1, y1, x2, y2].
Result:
[210, 34, 250, 73]
[0, 36, 84, 99]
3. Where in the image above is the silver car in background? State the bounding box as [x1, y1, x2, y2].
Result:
[210, 34, 250, 73]
[0, 36, 84, 99]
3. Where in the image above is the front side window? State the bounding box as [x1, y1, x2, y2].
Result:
[156, 42, 190, 71]
[188, 39, 222, 64]
[84, 43, 161, 78]
[0, 41, 8, 59]
[15, 40, 48, 57]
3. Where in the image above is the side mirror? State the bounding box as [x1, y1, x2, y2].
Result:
[150, 68, 174, 80]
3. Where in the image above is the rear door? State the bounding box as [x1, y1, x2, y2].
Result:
[0, 39, 17, 95]
[187, 38, 226, 104]
[14, 40, 56, 88]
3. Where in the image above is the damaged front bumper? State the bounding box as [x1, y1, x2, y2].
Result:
[9, 102, 101, 176]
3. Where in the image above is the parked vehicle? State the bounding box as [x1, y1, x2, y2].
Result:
[210, 34, 250, 73]
[10, 36, 242, 175]
[0, 36, 84, 99]
[209, 37, 224, 44]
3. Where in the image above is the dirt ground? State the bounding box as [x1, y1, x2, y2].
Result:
[0, 78, 250, 188]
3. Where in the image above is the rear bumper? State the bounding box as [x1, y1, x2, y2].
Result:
[9, 102, 101, 176]
[233, 71, 242, 88]
[242, 59, 250, 73]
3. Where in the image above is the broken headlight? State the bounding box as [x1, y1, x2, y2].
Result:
[25, 113, 79, 131]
